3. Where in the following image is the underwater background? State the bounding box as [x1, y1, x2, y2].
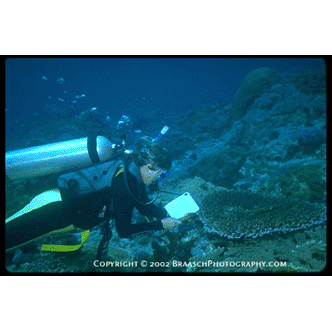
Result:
[5, 57, 327, 273]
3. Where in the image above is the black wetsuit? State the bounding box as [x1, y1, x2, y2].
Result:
[5, 167, 165, 251]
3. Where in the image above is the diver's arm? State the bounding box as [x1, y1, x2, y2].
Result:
[132, 190, 181, 230]
[112, 174, 164, 238]
[113, 192, 164, 238]
[160, 217, 181, 230]
[134, 197, 167, 222]
[130, 179, 181, 230]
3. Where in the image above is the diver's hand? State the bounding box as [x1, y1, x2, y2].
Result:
[161, 217, 181, 230]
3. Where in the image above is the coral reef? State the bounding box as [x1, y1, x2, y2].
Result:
[279, 164, 326, 202]
[187, 146, 247, 188]
[289, 69, 326, 95]
[200, 189, 326, 240]
[295, 127, 326, 154]
[230, 67, 282, 120]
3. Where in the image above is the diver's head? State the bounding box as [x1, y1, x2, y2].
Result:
[131, 136, 172, 185]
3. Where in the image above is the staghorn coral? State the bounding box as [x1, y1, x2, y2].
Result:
[289, 239, 326, 271]
[200, 190, 326, 240]
[187, 246, 225, 273]
[268, 230, 327, 273]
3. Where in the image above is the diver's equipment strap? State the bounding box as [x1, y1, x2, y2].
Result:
[124, 157, 159, 205]
[93, 166, 124, 260]
[115, 165, 124, 177]
[96, 221, 113, 261]
[87, 135, 100, 164]
[40, 230, 90, 252]
[94, 166, 124, 260]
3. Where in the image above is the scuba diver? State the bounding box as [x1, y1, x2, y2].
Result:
[5, 129, 181, 260]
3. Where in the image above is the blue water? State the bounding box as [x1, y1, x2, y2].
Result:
[5, 57, 326, 147]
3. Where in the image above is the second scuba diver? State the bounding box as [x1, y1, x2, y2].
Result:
[5, 136, 181, 258]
